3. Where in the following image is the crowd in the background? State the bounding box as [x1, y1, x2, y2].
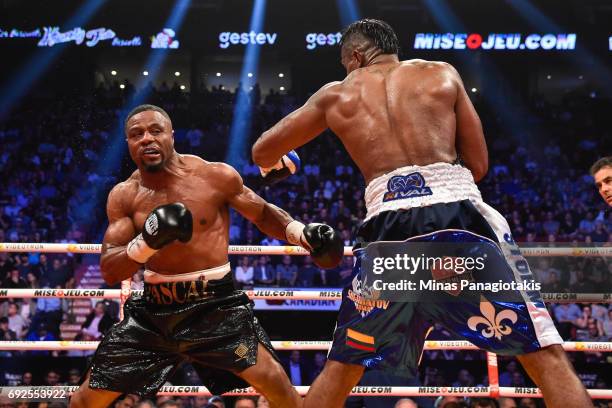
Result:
[0, 81, 610, 407]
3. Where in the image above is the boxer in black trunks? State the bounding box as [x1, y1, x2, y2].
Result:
[252, 18, 592, 408]
[69, 104, 343, 408]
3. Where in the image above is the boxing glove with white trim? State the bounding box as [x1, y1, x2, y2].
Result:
[259, 150, 301, 184]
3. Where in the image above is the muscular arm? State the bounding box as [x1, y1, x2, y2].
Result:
[100, 184, 141, 285]
[221, 164, 294, 240]
[252, 83, 337, 167]
[449, 65, 488, 181]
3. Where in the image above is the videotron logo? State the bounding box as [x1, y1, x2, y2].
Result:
[414, 33, 576, 51]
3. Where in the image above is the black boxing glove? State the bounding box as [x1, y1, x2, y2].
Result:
[258, 150, 301, 185]
[285, 221, 344, 269]
[126, 202, 193, 263]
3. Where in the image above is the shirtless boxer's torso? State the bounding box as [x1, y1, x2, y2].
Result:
[108, 155, 238, 273]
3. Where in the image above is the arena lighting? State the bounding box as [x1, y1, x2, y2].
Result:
[111, 70, 117, 76]
[119, 84, 125, 89]
[336, 0, 361, 26]
[84, 0, 192, 239]
[280, 86, 285, 91]
[278, 73, 284, 77]
[508, 0, 612, 96]
[247, 72, 253, 77]
[471, 87, 477, 93]
[174, 71, 181, 76]
[180, 85, 186, 90]
[225, 0, 267, 168]
[143, 70, 149, 76]
[0, 0, 106, 120]
[216, 72, 222, 76]
[422, 0, 537, 144]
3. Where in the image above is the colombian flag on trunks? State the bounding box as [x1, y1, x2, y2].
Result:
[346, 328, 376, 352]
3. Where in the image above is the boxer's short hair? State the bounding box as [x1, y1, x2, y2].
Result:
[124, 104, 172, 131]
[590, 156, 612, 176]
[341, 18, 399, 55]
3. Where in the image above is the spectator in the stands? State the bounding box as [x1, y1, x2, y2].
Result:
[517, 397, 537, 408]
[16, 254, 32, 280]
[603, 309, 612, 340]
[276, 255, 298, 286]
[310, 351, 327, 383]
[452, 369, 474, 387]
[30, 286, 63, 336]
[499, 361, 525, 387]
[68, 368, 81, 386]
[394, 399, 417, 408]
[297, 256, 319, 287]
[81, 301, 117, 340]
[234, 256, 254, 288]
[283, 350, 309, 386]
[0, 317, 16, 340]
[553, 303, 582, 338]
[2, 268, 28, 288]
[41, 258, 72, 288]
[253, 256, 275, 285]
[256, 396, 270, 408]
[260, 234, 281, 247]
[7, 302, 26, 339]
[26, 323, 57, 356]
[34, 253, 50, 278]
[498, 397, 517, 408]
[20, 372, 32, 386]
[234, 397, 256, 408]
[43, 369, 61, 386]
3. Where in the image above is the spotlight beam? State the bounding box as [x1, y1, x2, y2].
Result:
[0, 0, 107, 120]
[507, 0, 612, 95]
[225, 0, 267, 168]
[422, 0, 537, 143]
[336, 0, 362, 27]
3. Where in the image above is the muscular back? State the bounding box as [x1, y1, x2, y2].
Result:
[326, 60, 458, 183]
[253, 59, 486, 185]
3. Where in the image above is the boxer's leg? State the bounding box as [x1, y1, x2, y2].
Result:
[69, 370, 122, 408]
[517, 345, 593, 408]
[236, 343, 303, 408]
[303, 360, 364, 408]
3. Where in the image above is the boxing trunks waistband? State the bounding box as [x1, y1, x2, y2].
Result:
[143, 263, 233, 305]
[364, 162, 482, 222]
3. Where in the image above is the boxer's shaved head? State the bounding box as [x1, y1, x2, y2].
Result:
[340, 18, 399, 56]
[125, 104, 172, 132]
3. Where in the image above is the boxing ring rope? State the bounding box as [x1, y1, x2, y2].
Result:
[1, 242, 612, 257]
[0, 340, 609, 352]
[1, 288, 609, 302]
[2, 385, 611, 399]
[1, 242, 611, 400]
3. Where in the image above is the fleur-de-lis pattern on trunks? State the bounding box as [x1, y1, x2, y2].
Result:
[467, 300, 518, 340]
